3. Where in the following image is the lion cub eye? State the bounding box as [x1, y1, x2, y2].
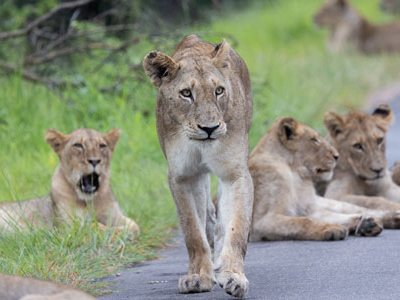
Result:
[99, 143, 107, 148]
[377, 137, 384, 145]
[73, 143, 83, 149]
[353, 143, 363, 151]
[215, 86, 225, 96]
[180, 89, 192, 98]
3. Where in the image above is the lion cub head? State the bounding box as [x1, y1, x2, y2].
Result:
[277, 117, 339, 182]
[324, 105, 393, 183]
[45, 128, 120, 200]
[143, 35, 231, 141]
[314, 0, 354, 28]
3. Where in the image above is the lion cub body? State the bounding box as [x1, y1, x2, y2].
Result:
[314, 0, 400, 53]
[0, 129, 139, 235]
[324, 105, 400, 211]
[0, 274, 94, 300]
[249, 117, 390, 242]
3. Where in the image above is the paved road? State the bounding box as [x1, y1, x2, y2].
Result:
[100, 95, 400, 300]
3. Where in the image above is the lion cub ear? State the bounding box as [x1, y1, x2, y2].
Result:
[143, 51, 180, 87]
[324, 112, 346, 141]
[45, 129, 68, 155]
[212, 39, 231, 69]
[278, 117, 301, 150]
[372, 104, 393, 130]
[103, 128, 120, 152]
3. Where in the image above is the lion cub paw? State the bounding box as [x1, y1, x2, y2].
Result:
[217, 271, 249, 298]
[356, 217, 382, 237]
[178, 274, 215, 294]
[382, 211, 400, 229]
[321, 225, 348, 241]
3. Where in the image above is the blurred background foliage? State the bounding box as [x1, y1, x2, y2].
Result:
[0, 0, 400, 294]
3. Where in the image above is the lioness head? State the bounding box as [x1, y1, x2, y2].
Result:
[45, 128, 120, 200]
[324, 105, 393, 183]
[314, 0, 351, 28]
[143, 34, 232, 141]
[277, 117, 339, 181]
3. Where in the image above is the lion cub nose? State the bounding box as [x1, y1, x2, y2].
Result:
[371, 167, 383, 174]
[88, 159, 101, 167]
[198, 124, 219, 137]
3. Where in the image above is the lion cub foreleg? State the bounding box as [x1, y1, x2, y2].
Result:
[168, 172, 215, 294]
[214, 173, 253, 298]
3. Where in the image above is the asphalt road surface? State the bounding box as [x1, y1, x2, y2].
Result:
[100, 94, 400, 300]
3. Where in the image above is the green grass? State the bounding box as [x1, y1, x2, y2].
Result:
[1, 0, 400, 295]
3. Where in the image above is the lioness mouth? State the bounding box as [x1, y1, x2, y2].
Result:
[316, 168, 330, 174]
[79, 173, 100, 194]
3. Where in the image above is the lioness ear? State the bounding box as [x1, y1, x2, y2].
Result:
[324, 112, 346, 140]
[212, 39, 231, 68]
[372, 104, 393, 130]
[143, 51, 180, 87]
[45, 129, 68, 155]
[104, 128, 120, 152]
[278, 117, 300, 149]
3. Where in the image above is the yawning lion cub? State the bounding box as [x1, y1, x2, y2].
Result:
[0, 128, 140, 235]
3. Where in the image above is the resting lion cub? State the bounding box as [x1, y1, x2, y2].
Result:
[143, 34, 253, 298]
[0, 274, 94, 300]
[0, 128, 139, 235]
[324, 105, 400, 210]
[392, 162, 400, 186]
[248, 117, 390, 242]
[314, 0, 400, 53]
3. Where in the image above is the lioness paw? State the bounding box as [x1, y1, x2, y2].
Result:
[321, 225, 348, 241]
[356, 217, 382, 237]
[178, 274, 215, 294]
[217, 271, 249, 298]
[382, 211, 400, 229]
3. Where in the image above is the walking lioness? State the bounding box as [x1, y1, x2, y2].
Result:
[314, 0, 400, 53]
[248, 117, 391, 242]
[0, 128, 140, 235]
[143, 34, 253, 298]
[324, 105, 400, 210]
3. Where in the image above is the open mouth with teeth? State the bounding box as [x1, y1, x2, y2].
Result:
[78, 173, 100, 194]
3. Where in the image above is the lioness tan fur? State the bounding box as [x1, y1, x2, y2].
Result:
[324, 105, 400, 211]
[0, 274, 94, 300]
[143, 34, 253, 298]
[248, 117, 398, 242]
[314, 0, 400, 53]
[0, 129, 139, 235]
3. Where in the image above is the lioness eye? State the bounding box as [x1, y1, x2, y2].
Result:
[100, 143, 107, 148]
[215, 86, 225, 96]
[377, 137, 384, 145]
[311, 137, 319, 143]
[353, 143, 363, 151]
[180, 89, 192, 98]
[73, 143, 83, 149]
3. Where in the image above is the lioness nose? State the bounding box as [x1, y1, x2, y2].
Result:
[333, 154, 339, 161]
[371, 167, 383, 174]
[88, 159, 101, 167]
[198, 124, 219, 136]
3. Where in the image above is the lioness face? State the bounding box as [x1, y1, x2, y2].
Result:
[314, 0, 349, 28]
[278, 117, 339, 181]
[143, 38, 234, 142]
[45, 128, 120, 199]
[325, 105, 393, 183]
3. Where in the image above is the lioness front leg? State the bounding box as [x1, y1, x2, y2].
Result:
[214, 172, 253, 298]
[168, 172, 215, 294]
[250, 214, 348, 241]
[341, 195, 400, 211]
[309, 209, 382, 237]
